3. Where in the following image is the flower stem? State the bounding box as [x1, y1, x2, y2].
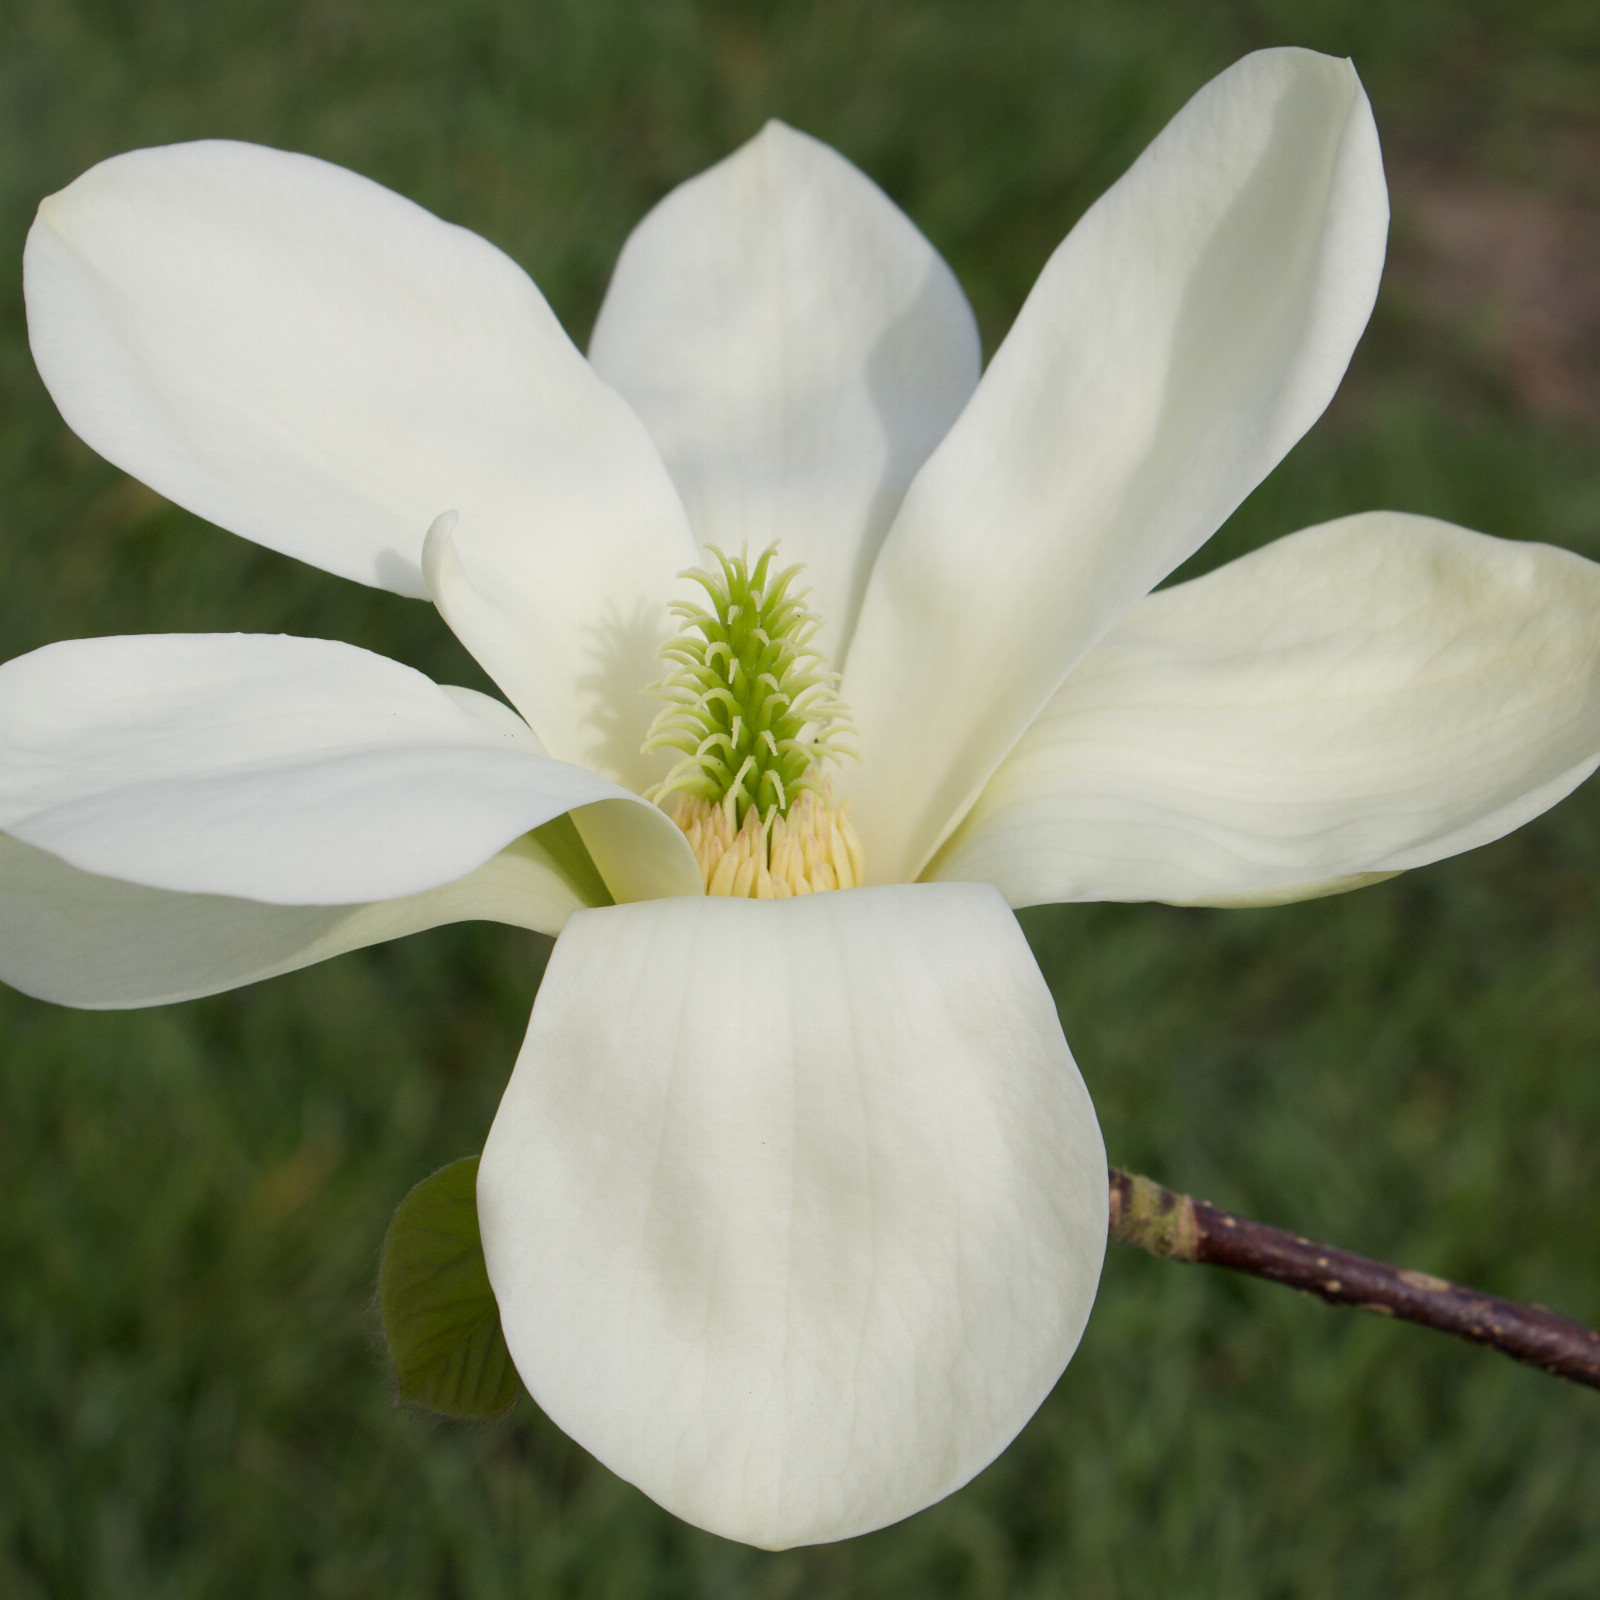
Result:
[1107, 1167, 1600, 1390]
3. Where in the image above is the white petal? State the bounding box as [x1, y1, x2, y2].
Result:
[931, 513, 1600, 907]
[565, 792, 705, 907]
[478, 883, 1106, 1548]
[23, 142, 696, 755]
[588, 122, 981, 657]
[844, 49, 1389, 883]
[0, 633, 696, 905]
[421, 509, 678, 798]
[0, 827, 594, 1009]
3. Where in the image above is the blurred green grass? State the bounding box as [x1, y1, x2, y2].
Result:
[2, 1, 1599, 1594]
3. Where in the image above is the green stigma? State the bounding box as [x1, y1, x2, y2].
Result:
[643, 545, 856, 826]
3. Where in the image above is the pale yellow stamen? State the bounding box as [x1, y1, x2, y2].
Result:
[672, 778, 865, 898]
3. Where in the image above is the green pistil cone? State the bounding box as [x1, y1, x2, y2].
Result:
[643, 545, 855, 825]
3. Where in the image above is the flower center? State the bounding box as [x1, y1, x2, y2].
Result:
[643, 545, 863, 897]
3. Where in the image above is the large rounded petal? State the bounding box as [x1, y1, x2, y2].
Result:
[0, 633, 698, 905]
[1, 828, 592, 1009]
[478, 883, 1106, 1549]
[845, 49, 1389, 883]
[24, 139, 696, 759]
[930, 513, 1600, 908]
[588, 121, 981, 657]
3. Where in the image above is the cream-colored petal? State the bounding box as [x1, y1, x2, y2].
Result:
[419, 510, 664, 799]
[845, 49, 1388, 882]
[478, 883, 1106, 1549]
[931, 513, 1600, 907]
[566, 795, 704, 907]
[588, 121, 981, 657]
[25, 139, 695, 760]
[0, 632, 683, 905]
[0, 828, 593, 1010]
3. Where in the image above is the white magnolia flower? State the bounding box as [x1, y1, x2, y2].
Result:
[4, 46, 1599, 1547]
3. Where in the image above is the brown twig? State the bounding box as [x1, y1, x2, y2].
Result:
[1108, 1167, 1600, 1390]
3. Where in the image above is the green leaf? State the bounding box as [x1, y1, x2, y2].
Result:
[379, 1156, 522, 1420]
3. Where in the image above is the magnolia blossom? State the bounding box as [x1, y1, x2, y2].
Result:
[4, 47, 1600, 1549]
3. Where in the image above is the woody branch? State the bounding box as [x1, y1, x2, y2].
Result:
[1108, 1167, 1600, 1390]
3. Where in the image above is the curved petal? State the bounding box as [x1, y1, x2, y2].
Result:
[930, 513, 1600, 907]
[422, 510, 673, 798]
[588, 121, 981, 657]
[478, 883, 1107, 1549]
[567, 794, 704, 907]
[0, 632, 695, 905]
[0, 826, 596, 1010]
[844, 49, 1389, 883]
[24, 140, 696, 756]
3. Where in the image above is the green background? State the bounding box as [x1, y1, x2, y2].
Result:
[3, 1, 1598, 1593]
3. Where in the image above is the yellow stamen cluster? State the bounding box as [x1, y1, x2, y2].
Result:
[676, 784, 865, 898]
